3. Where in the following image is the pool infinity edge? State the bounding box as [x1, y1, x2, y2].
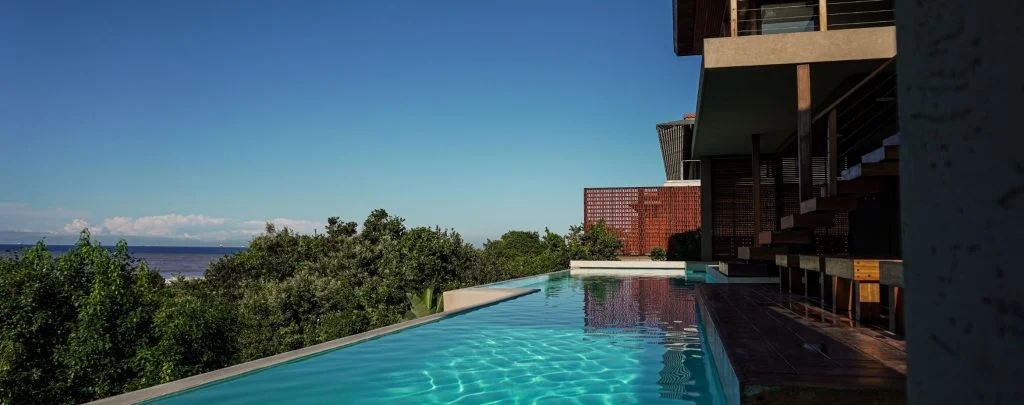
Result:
[87, 287, 540, 405]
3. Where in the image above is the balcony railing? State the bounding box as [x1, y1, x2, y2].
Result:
[681, 159, 702, 181]
[729, 0, 894, 37]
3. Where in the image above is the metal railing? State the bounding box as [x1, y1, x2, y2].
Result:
[813, 59, 899, 167]
[731, 0, 894, 37]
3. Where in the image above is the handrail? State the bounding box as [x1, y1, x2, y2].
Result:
[812, 58, 895, 122]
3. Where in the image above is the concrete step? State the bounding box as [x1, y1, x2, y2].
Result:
[839, 161, 899, 181]
[780, 212, 836, 230]
[800, 196, 858, 214]
[757, 230, 813, 246]
[861, 145, 899, 163]
[821, 177, 883, 198]
[738, 246, 791, 261]
[882, 133, 900, 146]
[718, 261, 778, 278]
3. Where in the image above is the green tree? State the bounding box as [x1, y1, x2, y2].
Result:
[236, 269, 365, 361]
[59, 240, 164, 401]
[204, 226, 328, 293]
[1, 208, 634, 403]
[0, 242, 73, 404]
[134, 280, 238, 388]
[361, 209, 406, 245]
[565, 220, 623, 260]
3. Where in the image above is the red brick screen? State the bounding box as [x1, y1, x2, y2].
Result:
[583, 186, 701, 256]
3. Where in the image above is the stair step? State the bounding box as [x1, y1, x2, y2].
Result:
[757, 230, 813, 246]
[839, 161, 899, 181]
[800, 196, 858, 214]
[738, 246, 791, 261]
[719, 261, 778, 278]
[882, 133, 900, 146]
[861, 145, 899, 163]
[780, 212, 835, 230]
[821, 177, 883, 198]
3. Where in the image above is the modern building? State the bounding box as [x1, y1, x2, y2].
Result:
[657, 113, 700, 186]
[672, 0, 900, 266]
[583, 115, 702, 256]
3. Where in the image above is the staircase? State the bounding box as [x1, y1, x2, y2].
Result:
[734, 134, 899, 266]
[772, 133, 900, 234]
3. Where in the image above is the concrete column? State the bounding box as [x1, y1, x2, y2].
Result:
[796, 64, 814, 201]
[896, 1, 1024, 404]
[701, 157, 714, 261]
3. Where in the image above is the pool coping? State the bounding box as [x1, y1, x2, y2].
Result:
[569, 260, 687, 269]
[88, 287, 540, 404]
[569, 268, 689, 277]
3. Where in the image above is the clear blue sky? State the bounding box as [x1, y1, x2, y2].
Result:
[0, 1, 700, 246]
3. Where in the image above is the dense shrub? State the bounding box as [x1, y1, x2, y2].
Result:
[564, 220, 622, 260]
[667, 230, 701, 261]
[0, 209, 629, 403]
[649, 247, 667, 261]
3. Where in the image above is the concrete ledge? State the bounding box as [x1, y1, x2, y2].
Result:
[90, 288, 539, 404]
[879, 261, 904, 287]
[704, 26, 896, 69]
[569, 260, 686, 269]
[569, 268, 688, 277]
[442, 287, 537, 312]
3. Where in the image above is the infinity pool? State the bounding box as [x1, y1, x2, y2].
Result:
[152, 271, 725, 404]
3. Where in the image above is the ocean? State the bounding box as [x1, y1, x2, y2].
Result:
[0, 244, 244, 279]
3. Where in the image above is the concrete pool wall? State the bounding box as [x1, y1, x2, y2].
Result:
[89, 287, 539, 404]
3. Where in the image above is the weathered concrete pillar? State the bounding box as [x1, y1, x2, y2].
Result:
[701, 157, 714, 261]
[896, 1, 1024, 404]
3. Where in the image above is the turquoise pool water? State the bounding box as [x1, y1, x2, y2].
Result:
[152, 271, 725, 404]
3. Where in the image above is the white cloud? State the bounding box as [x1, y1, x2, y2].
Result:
[62, 218, 101, 234]
[102, 214, 227, 237]
[2, 202, 325, 245]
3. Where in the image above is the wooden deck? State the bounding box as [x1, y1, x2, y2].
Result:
[697, 283, 906, 405]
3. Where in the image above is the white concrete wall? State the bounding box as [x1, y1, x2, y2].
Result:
[569, 260, 687, 269]
[441, 288, 536, 312]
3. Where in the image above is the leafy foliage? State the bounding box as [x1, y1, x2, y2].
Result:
[406, 287, 443, 319]
[0, 209, 630, 403]
[565, 220, 623, 260]
[649, 247, 667, 261]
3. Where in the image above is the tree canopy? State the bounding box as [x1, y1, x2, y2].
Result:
[0, 210, 624, 404]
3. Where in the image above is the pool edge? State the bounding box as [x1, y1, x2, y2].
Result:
[88, 287, 540, 405]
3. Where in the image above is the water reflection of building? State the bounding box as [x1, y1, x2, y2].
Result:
[583, 278, 717, 403]
[583, 277, 696, 331]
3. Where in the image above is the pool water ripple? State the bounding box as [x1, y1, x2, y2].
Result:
[152, 273, 725, 404]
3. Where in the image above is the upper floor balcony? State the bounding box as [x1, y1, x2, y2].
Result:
[674, 0, 895, 56]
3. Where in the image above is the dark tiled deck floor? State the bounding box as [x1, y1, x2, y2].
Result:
[697, 284, 906, 405]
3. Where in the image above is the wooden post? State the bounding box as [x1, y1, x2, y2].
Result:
[752, 134, 761, 242]
[730, 0, 739, 37]
[821, 273, 829, 310]
[827, 109, 838, 197]
[833, 277, 852, 313]
[855, 281, 881, 322]
[818, 0, 828, 31]
[890, 286, 905, 334]
[774, 157, 784, 224]
[796, 64, 813, 202]
[889, 285, 898, 331]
